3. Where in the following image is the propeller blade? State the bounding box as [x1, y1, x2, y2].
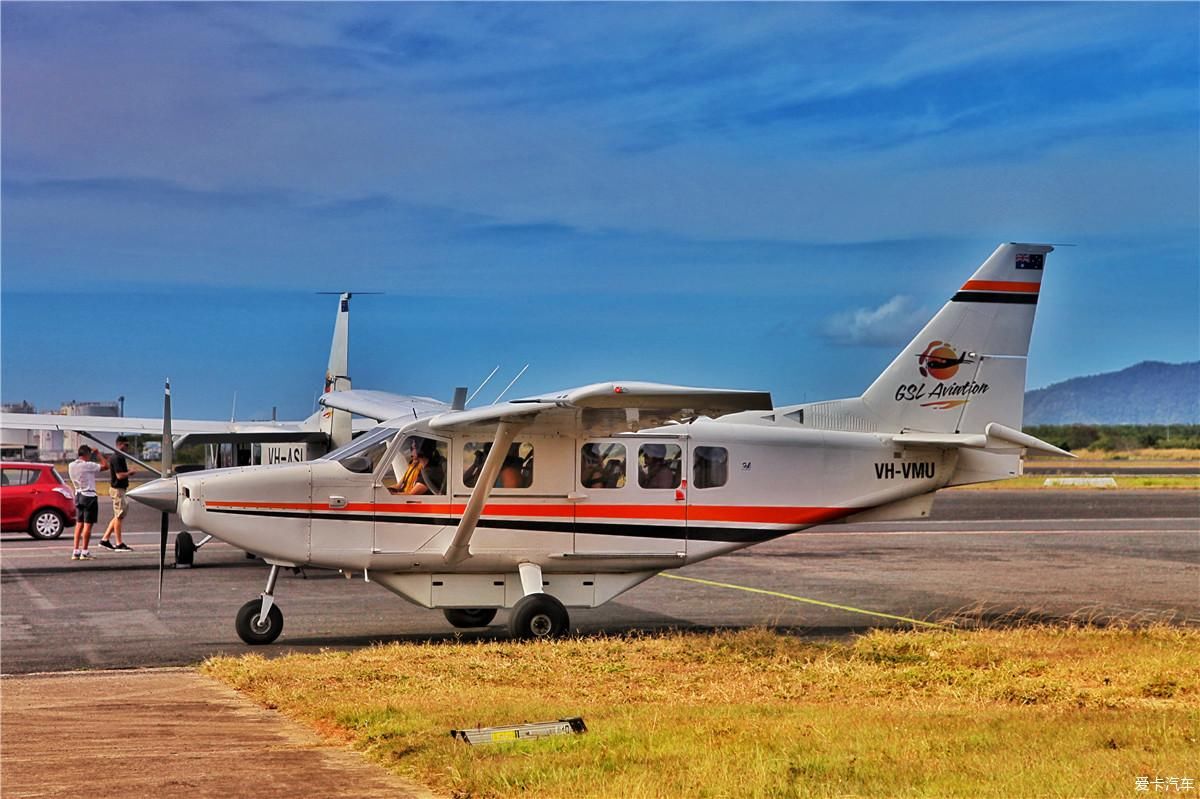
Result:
[158, 379, 173, 608]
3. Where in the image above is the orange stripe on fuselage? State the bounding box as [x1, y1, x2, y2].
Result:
[959, 280, 1040, 293]
[205, 499, 851, 526]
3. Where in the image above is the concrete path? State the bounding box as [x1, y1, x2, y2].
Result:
[1, 669, 435, 798]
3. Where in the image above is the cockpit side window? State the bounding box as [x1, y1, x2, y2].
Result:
[330, 427, 398, 473]
[383, 436, 447, 495]
[463, 441, 534, 489]
[580, 443, 626, 489]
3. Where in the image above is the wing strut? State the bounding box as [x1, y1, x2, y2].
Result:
[443, 421, 520, 565]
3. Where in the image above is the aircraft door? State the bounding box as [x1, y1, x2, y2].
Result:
[309, 427, 395, 570]
[372, 434, 452, 567]
[454, 435, 574, 558]
[574, 437, 685, 557]
[685, 441, 734, 559]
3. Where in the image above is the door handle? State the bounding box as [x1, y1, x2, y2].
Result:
[328, 495, 348, 509]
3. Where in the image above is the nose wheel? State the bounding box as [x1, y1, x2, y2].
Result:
[235, 564, 284, 645]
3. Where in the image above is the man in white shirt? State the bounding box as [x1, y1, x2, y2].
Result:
[67, 445, 109, 561]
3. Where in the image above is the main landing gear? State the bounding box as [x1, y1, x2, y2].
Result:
[508, 593, 569, 640]
[235, 563, 284, 645]
[507, 562, 570, 640]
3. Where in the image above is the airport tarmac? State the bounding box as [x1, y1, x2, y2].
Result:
[1, 490, 1196, 675]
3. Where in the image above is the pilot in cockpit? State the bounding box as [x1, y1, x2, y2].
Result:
[397, 437, 445, 495]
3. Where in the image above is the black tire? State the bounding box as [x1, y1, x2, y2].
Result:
[444, 608, 498, 629]
[508, 594, 569, 640]
[174, 530, 196, 567]
[235, 598, 284, 645]
[28, 508, 66, 540]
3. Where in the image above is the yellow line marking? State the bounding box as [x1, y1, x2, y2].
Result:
[661, 573, 947, 629]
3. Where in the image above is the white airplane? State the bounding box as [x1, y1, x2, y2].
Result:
[129, 243, 1073, 644]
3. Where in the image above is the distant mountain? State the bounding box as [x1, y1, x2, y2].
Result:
[1023, 361, 1200, 424]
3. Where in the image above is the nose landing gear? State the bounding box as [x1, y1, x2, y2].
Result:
[235, 563, 284, 644]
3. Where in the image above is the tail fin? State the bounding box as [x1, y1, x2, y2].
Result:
[860, 243, 1054, 434]
[320, 293, 353, 448]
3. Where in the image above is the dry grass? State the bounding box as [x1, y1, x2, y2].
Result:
[204, 624, 1200, 798]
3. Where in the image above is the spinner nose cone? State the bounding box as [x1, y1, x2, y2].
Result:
[128, 476, 178, 513]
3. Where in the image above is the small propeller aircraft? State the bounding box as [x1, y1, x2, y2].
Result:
[129, 243, 1073, 643]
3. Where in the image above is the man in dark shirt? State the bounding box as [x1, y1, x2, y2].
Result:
[99, 436, 135, 551]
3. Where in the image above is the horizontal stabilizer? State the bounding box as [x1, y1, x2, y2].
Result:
[891, 422, 1074, 458]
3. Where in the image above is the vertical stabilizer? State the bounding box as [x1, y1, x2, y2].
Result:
[860, 243, 1054, 434]
[321, 292, 353, 447]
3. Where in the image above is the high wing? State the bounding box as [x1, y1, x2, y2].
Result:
[0, 412, 328, 445]
[416, 381, 772, 564]
[426, 381, 773, 436]
[319, 390, 450, 422]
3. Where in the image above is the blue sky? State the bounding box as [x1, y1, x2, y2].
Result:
[3, 2, 1197, 420]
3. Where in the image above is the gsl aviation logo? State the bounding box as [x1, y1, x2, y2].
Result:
[916, 341, 971, 380]
[893, 340, 988, 410]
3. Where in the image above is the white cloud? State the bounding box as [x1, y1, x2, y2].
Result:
[821, 295, 929, 348]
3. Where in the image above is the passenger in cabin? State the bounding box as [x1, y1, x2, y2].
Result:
[399, 437, 445, 495]
[580, 445, 605, 488]
[581, 443, 626, 489]
[639, 443, 679, 489]
[496, 456, 524, 489]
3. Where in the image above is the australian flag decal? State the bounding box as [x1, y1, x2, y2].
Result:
[1015, 253, 1044, 270]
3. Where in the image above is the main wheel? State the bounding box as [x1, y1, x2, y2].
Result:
[235, 598, 284, 645]
[508, 594, 569, 640]
[444, 608, 498, 629]
[28, 508, 66, 540]
[174, 531, 196, 567]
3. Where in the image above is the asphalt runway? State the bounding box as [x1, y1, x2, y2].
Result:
[2, 491, 1196, 674]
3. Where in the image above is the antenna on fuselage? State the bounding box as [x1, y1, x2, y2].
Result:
[465, 365, 500, 408]
[493, 364, 529, 405]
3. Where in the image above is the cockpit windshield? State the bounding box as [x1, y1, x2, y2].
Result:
[319, 427, 398, 473]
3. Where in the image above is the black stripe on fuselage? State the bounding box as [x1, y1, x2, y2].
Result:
[205, 507, 784, 544]
[950, 291, 1038, 304]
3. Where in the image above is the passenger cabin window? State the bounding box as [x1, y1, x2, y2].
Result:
[383, 436, 447, 495]
[331, 427, 397, 474]
[638, 443, 681, 489]
[693, 446, 729, 489]
[463, 441, 534, 489]
[580, 443, 626, 489]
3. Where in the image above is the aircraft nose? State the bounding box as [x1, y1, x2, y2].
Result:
[128, 476, 179, 513]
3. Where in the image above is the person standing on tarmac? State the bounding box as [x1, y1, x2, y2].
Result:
[99, 436, 135, 551]
[67, 445, 109, 561]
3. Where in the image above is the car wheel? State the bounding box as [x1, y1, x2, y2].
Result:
[28, 508, 66, 540]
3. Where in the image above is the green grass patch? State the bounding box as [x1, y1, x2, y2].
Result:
[204, 625, 1199, 798]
